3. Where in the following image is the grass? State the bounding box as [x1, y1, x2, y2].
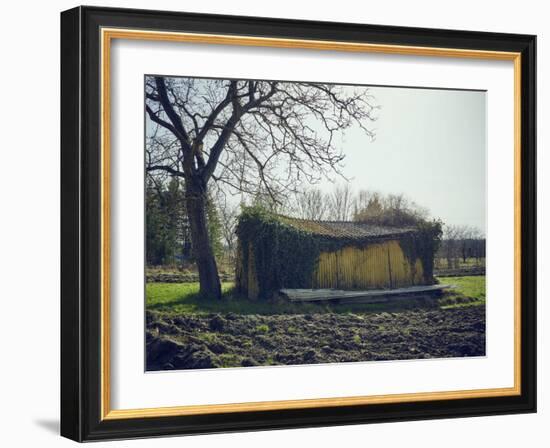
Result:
[197, 332, 218, 343]
[147, 282, 361, 315]
[146, 276, 486, 316]
[438, 275, 486, 308]
[217, 353, 242, 367]
[146, 262, 235, 277]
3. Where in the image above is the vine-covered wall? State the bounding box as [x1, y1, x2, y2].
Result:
[397, 220, 442, 283]
[236, 208, 322, 299]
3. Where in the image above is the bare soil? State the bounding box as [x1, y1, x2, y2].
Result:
[146, 306, 485, 370]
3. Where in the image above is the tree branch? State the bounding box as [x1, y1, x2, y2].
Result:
[154, 77, 192, 154]
[146, 165, 186, 177]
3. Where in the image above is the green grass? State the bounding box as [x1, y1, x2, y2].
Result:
[197, 332, 218, 343]
[145, 282, 419, 316]
[217, 353, 242, 367]
[146, 263, 235, 277]
[437, 275, 485, 308]
[146, 276, 486, 316]
[147, 282, 351, 315]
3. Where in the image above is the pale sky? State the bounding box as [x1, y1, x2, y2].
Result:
[319, 86, 487, 232]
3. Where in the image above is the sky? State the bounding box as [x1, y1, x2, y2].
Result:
[318, 85, 487, 232]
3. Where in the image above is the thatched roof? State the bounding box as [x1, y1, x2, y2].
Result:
[278, 216, 416, 242]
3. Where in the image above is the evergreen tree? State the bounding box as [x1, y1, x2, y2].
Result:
[146, 176, 224, 267]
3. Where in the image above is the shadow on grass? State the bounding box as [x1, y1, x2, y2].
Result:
[145, 282, 460, 316]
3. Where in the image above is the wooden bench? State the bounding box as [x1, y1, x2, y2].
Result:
[279, 284, 454, 303]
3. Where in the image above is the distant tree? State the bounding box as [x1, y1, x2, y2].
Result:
[442, 224, 460, 268]
[353, 190, 383, 221]
[145, 177, 186, 266]
[293, 188, 328, 220]
[438, 224, 485, 268]
[145, 179, 168, 265]
[327, 184, 354, 221]
[353, 189, 377, 216]
[353, 192, 428, 227]
[205, 194, 223, 261]
[465, 227, 486, 263]
[214, 193, 239, 265]
[145, 176, 222, 267]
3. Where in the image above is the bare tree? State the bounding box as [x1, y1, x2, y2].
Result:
[145, 76, 376, 298]
[442, 225, 461, 269]
[439, 224, 485, 268]
[455, 225, 485, 263]
[327, 183, 354, 221]
[353, 190, 382, 220]
[292, 188, 328, 220]
[212, 192, 239, 266]
[353, 189, 375, 216]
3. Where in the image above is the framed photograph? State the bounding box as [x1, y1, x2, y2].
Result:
[60, 6, 536, 442]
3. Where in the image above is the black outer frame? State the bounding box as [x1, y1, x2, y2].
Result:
[60, 5, 536, 442]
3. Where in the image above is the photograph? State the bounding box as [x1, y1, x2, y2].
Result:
[144, 75, 487, 371]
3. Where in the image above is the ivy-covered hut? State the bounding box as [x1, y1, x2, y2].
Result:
[235, 208, 441, 300]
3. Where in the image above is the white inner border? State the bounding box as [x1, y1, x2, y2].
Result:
[110, 38, 515, 410]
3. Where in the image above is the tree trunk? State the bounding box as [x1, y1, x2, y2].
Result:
[185, 179, 222, 299]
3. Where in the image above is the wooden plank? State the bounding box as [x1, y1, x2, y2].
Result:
[280, 284, 454, 302]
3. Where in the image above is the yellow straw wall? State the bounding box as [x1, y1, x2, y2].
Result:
[313, 240, 424, 289]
